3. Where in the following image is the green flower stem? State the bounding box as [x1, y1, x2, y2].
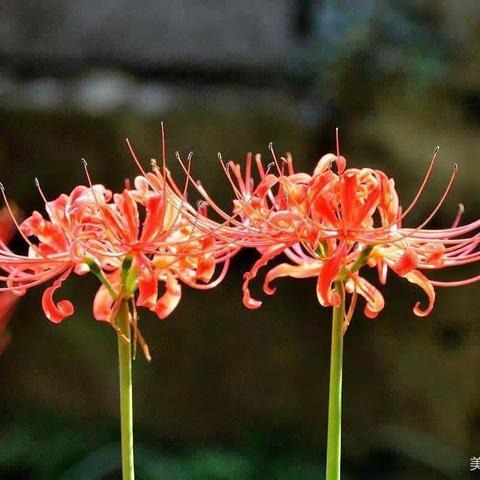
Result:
[117, 300, 135, 480]
[326, 282, 345, 480]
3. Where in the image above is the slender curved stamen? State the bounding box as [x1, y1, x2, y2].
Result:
[350, 163, 458, 247]
[400, 146, 440, 220]
[268, 142, 282, 175]
[0, 183, 43, 255]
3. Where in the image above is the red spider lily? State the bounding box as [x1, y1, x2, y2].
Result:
[0, 161, 232, 355]
[0, 182, 115, 323]
[203, 134, 480, 328]
[90, 173, 233, 326]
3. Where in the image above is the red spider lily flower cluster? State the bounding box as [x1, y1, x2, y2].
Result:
[0, 206, 19, 354]
[2, 129, 480, 350]
[191, 134, 480, 330]
[0, 154, 233, 357]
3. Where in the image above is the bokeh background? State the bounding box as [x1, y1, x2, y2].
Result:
[1, 1, 480, 479]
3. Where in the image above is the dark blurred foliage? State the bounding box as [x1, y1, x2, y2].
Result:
[1, 1, 480, 478]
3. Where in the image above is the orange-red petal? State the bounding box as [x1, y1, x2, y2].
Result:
[242, 246, 286, 309]
[404, 270, 435, 317]
[196, 235, 216, 283]
[316, 243, 347, 307]
[41, 269, 74, 323]
[353, 276, 385, 318]
[152, 275, 181, 319]
[93, 284, 114, 322]
[140, 194, 164, 242]
[137, 256, 158, 310]
[263, 262, 323, 295]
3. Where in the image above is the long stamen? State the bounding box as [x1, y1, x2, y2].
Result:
[354, 163, 458, 246]
[399, 145, 440, 221]
[245, 152, 252, 193]
[451, 203, 464, 228]
[126, 138, 158, 193]
[0, 183, 41, 254]
[268, 142, 282, 175]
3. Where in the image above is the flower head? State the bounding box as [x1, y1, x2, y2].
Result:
[213, 133, 480, 328]
[0, 142, 233, 357]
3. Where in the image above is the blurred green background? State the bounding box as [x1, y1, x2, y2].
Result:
[1, 1, 480, 478]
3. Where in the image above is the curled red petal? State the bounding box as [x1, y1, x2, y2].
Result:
[404, 270, 435, 317]
[353, 276, 385, 319]
[263, 262, 323, 296]
[41, 269, 74, 324]
[313, 154, 337, 175]
[242, 246, 285, 309]
[152, 275, 182, 320]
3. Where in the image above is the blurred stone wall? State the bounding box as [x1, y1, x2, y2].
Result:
[0, 0, 301, 69]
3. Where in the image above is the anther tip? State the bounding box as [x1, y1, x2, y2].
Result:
[453, 162, 458, 171]
[434, 145, 440, 154]
[268, 142, 273, 150]
[459, 202, 465, 212]
[81, 158, 88, 167]
[34, 177, 40, 187]
[0, 182, 4, 192]
[266, 161, 275, 172]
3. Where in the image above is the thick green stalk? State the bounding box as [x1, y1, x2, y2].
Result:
[117, 300, 135, 480]
[326, 282, 345, 480]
